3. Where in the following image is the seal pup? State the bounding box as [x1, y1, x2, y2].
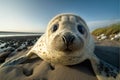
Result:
[0, 13, 119, 80]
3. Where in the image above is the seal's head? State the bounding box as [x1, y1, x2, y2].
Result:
[41, 13, 95, 65]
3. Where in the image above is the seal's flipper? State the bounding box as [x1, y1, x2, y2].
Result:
[91, 58, 120, 80]
[0, 55, 28, 68]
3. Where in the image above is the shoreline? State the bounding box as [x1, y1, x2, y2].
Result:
[0, 35, 41, 41]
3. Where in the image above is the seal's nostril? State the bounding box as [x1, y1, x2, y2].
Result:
[62, 36, 67, 44]
[70, 36, 75, 43]
[62, 33, 75, 45]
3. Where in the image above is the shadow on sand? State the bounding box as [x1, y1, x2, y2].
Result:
[95, 46, 120, 68]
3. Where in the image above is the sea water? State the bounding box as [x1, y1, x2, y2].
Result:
[0, 33, 41, 37]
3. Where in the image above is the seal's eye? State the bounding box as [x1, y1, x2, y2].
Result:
[52, 24, 59, 32]
[77, 25, 85, 34]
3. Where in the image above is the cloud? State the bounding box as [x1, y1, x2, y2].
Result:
[87, 19, 120, 32]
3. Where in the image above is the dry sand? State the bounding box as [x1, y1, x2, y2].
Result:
[0, 36, 119, 80]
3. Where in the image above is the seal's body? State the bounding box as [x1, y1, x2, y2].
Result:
[0, 13, 119, 80]
[27, 14, 96, 65]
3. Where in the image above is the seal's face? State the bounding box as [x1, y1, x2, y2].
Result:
[42, 14, 91, 65]
[46, 14, 89, 53]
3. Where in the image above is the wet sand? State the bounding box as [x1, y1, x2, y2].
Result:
[0, 36, 119, 80]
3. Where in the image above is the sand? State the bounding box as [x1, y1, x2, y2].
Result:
[0, 36, 119, 80]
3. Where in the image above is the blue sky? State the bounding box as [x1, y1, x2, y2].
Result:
[0, 0, 119, 32]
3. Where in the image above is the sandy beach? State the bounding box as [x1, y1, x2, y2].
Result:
[0, 36, 119, 80]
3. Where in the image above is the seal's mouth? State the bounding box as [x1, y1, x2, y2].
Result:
[64, 47, 72, 52]
[61, 32, 84, 53]
[62, 32, 75, 52]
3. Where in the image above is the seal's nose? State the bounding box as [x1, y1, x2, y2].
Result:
[62, 32, 75, 45]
